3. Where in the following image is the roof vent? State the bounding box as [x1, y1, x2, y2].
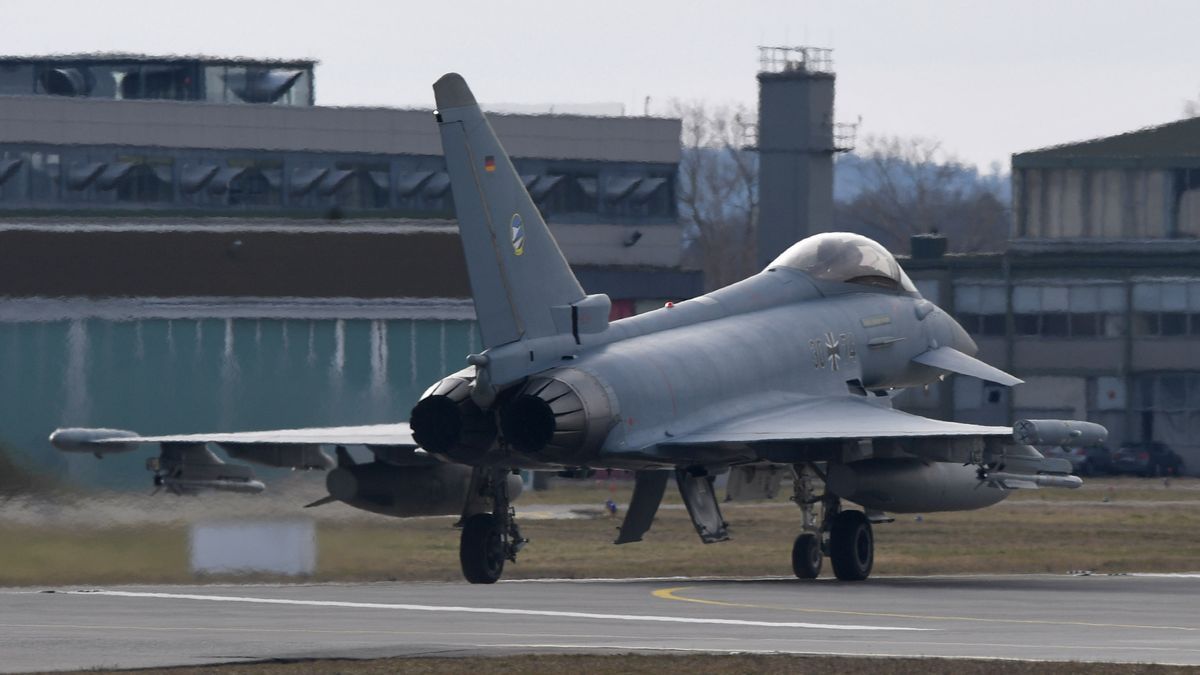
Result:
[910, 233, 947, 259]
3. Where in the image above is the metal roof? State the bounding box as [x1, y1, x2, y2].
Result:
[0, 53, 316, 67]
[0, 95, 681, 164]
[1014, 116, 1200, 168]
[901, 238, 1200, 273]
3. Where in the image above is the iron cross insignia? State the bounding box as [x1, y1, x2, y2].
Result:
[823, 332, 841, 370]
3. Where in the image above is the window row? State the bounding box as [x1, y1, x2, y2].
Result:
[1133, 312, 1200, 337]
[0, 152, 675, 217]
[0, 62, 313, 106]
[958, 310, 1200, 339]
[1132, 281, 1200, 312]
[956, 312, 1125, 338]
[956, 282, 1129, 315]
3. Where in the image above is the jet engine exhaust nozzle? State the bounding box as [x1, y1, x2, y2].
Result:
[498, 368, 615, 464]
[409, 373, 496, 462]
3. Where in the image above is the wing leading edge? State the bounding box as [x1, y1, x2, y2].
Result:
[50, 423, 424, 492]
[660, 396, 1012, 447]
[50, 423, 417, 451]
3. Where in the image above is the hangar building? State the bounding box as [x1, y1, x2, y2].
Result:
[903, 117, 1200, 474]
[0, 54, 698, 486]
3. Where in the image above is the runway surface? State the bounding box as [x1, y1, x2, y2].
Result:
[3, 573, 1200, 671]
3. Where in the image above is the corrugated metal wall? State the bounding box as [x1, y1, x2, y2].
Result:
[0, 315, 479, 489]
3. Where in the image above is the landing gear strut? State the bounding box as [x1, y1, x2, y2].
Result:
[459, 468, 526, 584]
[790, 463, 874, 581]
[790, 463, 825, 579]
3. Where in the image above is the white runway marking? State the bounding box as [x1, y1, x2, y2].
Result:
[67, 590, 928, 632]
[1127, 573, 1200, 578]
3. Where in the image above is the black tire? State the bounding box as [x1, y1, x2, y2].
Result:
[829, 510, 873, 582]
[1077, 461, 1092, 477]
[791, 533, 822, 579]
[460, 512, 505, 584]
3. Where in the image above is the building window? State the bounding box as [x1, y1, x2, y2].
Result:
[1162, 313, 1188, 336]
[1132, 281, 1200, 337]
[1070, 312, 1100, 337]
[0, 64, 35, 95]
[99, 157, 174, 203]
[954, 283, 1006, 337]
[28, 151, 61, 201]
[228, 168, 280, 206]
[529, 172, 597, 216]
[1011, 282, 1126, 339]
[1041, 313, 1069, 337]
[201, 160, 282, 207]
[0, 154, 24, 201]
[325, 163, 389, 209]
[1013, 314, 1039, 336]
[956, 313, 1007, 336]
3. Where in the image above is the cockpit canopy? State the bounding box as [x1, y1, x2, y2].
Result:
[769, 232, 918, 294]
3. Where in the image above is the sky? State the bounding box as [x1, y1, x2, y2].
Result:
[1, 0, 1197, 169]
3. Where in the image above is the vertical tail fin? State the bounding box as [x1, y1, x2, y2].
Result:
[434, 73, 587, 349]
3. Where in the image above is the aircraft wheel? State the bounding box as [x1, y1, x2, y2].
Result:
[791, 533, 822, 579]
[829, 510, 873, 581]
[460, 512, 505, 584]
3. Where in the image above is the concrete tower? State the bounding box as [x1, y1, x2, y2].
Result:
[755, 46, 850, 268]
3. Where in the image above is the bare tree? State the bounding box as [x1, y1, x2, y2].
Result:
[673, 101, 759, 290]
[834, 134, 1009, 253]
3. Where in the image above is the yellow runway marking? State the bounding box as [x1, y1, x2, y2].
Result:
[651, 586, 1200, 632]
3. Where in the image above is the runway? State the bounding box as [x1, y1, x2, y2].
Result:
[3, 574, 1200, 671]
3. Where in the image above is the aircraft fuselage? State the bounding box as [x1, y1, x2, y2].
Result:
[470, 265, 973, 470]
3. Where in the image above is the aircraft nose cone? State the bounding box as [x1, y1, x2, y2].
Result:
[948, 316, 978, 356]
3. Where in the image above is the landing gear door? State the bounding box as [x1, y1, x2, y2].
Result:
[675, 469, 730, 543]
[614, 470, 670, 544]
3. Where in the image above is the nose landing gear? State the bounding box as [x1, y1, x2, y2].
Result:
[791, 532, 823, 579]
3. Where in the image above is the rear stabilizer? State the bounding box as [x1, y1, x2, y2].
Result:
[434, 73, 592, 350]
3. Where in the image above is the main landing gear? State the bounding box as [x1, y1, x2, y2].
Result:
[459, 468, 526, 584]
[790, 463, 874, 581]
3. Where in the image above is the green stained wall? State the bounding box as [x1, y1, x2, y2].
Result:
[0, 317, 479, 489]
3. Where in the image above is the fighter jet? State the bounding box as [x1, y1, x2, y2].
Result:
[51, 74, 1105, 584]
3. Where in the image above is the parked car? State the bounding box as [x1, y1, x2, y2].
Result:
[1112, 441, 1186, 477]
[1042, 444, 1114, 476]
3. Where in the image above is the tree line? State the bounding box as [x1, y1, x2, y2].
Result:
[673, 102, 1011, 290]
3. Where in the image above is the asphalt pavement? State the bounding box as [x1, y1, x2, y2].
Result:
[2, 573, 1199, 671]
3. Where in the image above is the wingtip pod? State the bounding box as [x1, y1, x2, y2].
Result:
[1013, 419, 1108, 447]
[433, 72, 476, 110]
[49, 427, 140, 453]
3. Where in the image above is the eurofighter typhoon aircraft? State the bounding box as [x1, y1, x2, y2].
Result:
[51, 74, 1106, 584]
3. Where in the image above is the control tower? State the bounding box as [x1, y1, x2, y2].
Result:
[754, 46, 854, 268]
